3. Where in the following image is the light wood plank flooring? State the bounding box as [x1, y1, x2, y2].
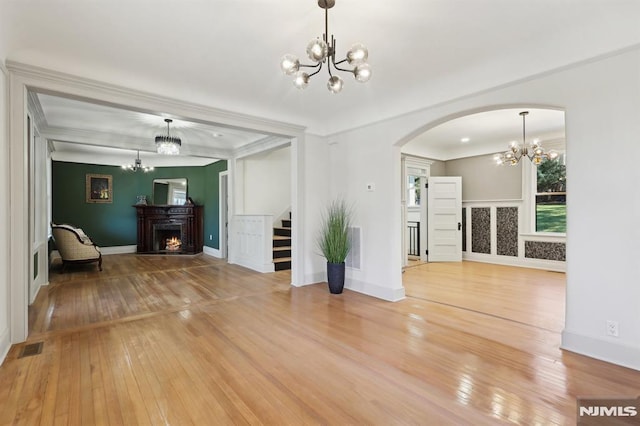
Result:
[1, 256, 639, 425]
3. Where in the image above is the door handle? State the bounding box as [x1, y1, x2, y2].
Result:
[458, 222, 462, 231]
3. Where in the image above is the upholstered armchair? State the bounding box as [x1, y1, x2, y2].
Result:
[51, 223, 102, 272]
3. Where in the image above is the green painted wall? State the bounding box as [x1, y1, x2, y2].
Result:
[52, 160, 227, 248]
[203, 161, 227, 248]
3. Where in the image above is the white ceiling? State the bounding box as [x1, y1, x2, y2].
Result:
[37, 93, 269, 166]
[3, 1, 639, 137]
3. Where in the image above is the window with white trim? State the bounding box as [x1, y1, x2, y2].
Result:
[535, 153, 566, 233]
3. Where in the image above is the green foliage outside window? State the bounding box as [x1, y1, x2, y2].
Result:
[536, 157, 566, 233]
[537, 158, 566, 193]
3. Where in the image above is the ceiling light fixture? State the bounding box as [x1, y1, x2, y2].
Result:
[122, 150, 153, 172]
[280, 0, 372, 94]
[155, 118, 181, 155]
[494, 111, 558, 166]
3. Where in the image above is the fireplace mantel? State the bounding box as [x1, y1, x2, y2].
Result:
[134, 205, 204, 254]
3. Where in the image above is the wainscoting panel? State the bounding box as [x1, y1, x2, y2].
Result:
[229, 215, 275, 273]
[462, 201, 565, 272]
[496, 207, 518, 257]
[525, 241, 566, 261]
[471, 208, 491, 254]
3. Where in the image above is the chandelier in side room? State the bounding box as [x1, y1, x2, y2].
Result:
[494, 111, 558, 166]
[122, 150, 153, 172]
[280, 0, 371, 94]
[155, 118, 181, 155]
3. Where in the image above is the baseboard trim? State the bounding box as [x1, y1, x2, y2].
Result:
[100, 245, 137, 255]
[0, 327, 10, 367]
[203, 246, 222, 258]
[228, 257, 275, 273]
[345, 278, 405, 302]
[463, 252, 566, 272]
[561, 330, 640, 372]
[29, 281, 48, 305]
[297, 272, 326, 287]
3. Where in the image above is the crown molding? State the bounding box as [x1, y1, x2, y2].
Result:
[232, 135, 291, 159]
[27, 91, 48, 130]
[41, 126, 233, 161]
[6, 60, 307, 138]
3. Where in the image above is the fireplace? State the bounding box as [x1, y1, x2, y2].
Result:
[134, 205, 203, 254]
[153, 223, 183, 253]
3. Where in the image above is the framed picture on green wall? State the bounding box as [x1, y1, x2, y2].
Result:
[86, 174, 112, 203]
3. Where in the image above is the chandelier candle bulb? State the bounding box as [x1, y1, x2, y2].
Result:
[280, 54, 300, 75]
[294, 71, 310, 89]
[280, 0, 371, 93]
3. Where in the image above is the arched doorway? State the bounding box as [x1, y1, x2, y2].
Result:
[398, 106, 567, 331]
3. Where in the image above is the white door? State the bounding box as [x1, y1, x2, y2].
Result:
[427, 176, 462, 262]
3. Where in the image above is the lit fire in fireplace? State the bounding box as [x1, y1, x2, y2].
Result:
[165, 237, 182, 251]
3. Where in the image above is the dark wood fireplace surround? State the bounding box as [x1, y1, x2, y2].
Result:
[134, 205, 204, 254]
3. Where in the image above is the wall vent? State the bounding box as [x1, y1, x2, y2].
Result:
[346, 226, 361, 270]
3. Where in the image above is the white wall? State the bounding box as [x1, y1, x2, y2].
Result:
[0, 3, 7, 62]
[0, 63, 10, 364]
[241, 146, 291, 221]
[300, 135, 331, 285]
[328, 130, 405, 301]
[325, 47, 640, 370]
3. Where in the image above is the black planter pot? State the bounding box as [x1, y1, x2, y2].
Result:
[326, 262, 345, 294]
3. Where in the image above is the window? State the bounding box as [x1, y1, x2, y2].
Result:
[535, 154, 566, 233]
[172, 189, 187, 205]
[407, 175, 421, 207]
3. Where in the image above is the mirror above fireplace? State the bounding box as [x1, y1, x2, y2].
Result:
[153, 178, 188, 205]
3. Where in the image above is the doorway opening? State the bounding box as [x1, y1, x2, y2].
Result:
[399, 106, 567, 329]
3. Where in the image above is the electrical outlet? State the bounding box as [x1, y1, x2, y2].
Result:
[606, 320, 619, 337]
[209, 234, 213, 241]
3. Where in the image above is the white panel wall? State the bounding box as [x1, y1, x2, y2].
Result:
[242, 146, 291, 221]
[30, 131, 49, 303]
[325, 48, 640, 370]
[228, 215, 274, 273]
[0, 63, 10, 364]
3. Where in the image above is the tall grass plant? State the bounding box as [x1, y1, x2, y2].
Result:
[317, 199, 352, 264]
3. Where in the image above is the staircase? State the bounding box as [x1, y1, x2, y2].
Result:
[272, 213, 291, 271]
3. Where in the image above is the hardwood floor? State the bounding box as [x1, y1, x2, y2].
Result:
[403, 261, 566, 332]
[1, 256, 639, 424]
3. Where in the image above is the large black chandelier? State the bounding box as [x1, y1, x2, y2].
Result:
[155, 118, 181, 155]
[280, 0, 372, 94]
